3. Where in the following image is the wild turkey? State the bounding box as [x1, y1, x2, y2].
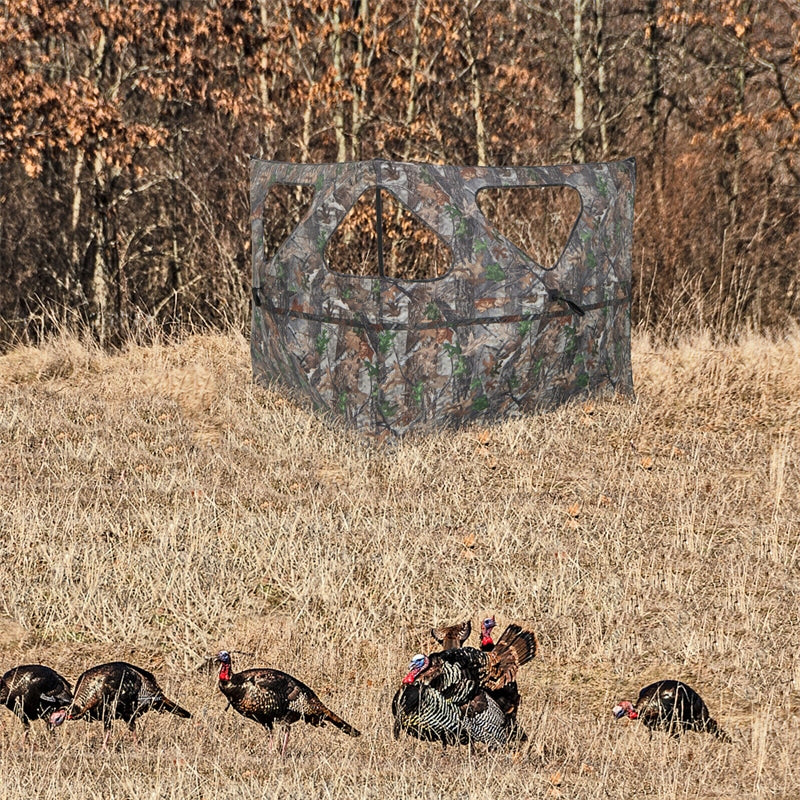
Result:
[0, 664, 72, 731]
[392, 672, 509, 749]
[392, 622, 470, 746]
[215, 650, 360, 755]
[393, 623, 537, 749]
[49, 661, 191, 745]
[613, 680, 731, 742]
[431, 621, 471, 651]
[392, 679, 471, 747]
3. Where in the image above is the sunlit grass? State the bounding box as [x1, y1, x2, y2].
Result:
[0, 329, 798, 798]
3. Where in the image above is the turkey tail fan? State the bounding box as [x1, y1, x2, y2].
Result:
[493, 624, 538, 663]
[158, 697, 192, 718]
[431, 621, 472, 650]
[485, 624, 537, 690]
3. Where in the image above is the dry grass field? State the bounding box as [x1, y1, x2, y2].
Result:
[0, 327, 798, 799]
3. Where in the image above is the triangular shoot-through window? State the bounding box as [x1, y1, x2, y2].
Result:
[325, 188, 452, 280]
[261, 183, 316, 263]
[476, 186, 582, 269]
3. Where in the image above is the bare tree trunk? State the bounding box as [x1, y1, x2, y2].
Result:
[644, 0, 663, 207]
[350, 0, 366, 160]
[89, 153, 108, 344]
[257, 0, 274, 154]
[462, 2, 487, 166]
[727, 1, 753, 233]
[402, 0, 424, 162]
[301, 98, 313, 161]
[70, 149, 85, 275]
[283, 0, 315, 160]
[330, 6, 348, 162]
[594, 0, 608, 157]
[571, 0, 586, 162]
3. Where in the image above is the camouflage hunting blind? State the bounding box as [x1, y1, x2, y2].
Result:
[250, 158, 635, 438]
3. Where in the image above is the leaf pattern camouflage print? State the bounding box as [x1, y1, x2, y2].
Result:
[250, 158, 635, 439]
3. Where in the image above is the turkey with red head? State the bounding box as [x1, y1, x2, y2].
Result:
[613, 680, 731, 742]
[49, 661, 191, 745]
[215, 650, 360, 755]
[0, 664, 72, 731]
[479, 616, 497, 651]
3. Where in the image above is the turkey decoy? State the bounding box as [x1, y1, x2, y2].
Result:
[0, 664, 72, 732]
[49, 661, 191, 745]
[215, 650, 360, 755]
[613, 680, 731, 741]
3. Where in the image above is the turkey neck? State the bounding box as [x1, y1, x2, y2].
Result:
[218, 663, 233, 683]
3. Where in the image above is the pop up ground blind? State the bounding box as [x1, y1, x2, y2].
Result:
[250, 158, 635, 438]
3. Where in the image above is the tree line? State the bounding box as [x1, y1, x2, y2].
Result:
[1, 0, 798, 346]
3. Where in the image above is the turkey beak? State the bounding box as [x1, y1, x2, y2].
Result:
[402, 667, 421, 685]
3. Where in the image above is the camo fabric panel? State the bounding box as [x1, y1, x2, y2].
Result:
[250, 158, 635, 438]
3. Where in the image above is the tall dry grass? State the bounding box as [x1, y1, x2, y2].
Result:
[0, 328, 798, 798]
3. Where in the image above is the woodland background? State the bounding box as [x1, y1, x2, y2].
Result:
[1, 0, 799, 347]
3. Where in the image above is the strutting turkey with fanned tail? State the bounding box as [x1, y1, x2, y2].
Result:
[393, 622, 537, 750]
[0, 664, 72, 731]
[613, 680, 731, 742]
[49, 661, 191, 745]
[215, 651, 360, 755]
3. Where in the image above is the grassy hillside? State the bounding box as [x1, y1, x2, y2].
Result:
[0, 329, 798, 798]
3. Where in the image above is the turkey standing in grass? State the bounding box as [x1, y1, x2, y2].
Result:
[215, 650, 360, 755]
[49, 661, 191, 745]
[613, 680, 731, 742]
[392, 621, 471, 747]
[0, 664, 72, 732]
[392, 670, 510, 749]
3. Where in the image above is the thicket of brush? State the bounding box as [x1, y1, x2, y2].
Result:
[2, 2, 799, 346]
[0, 326, 798, 798]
